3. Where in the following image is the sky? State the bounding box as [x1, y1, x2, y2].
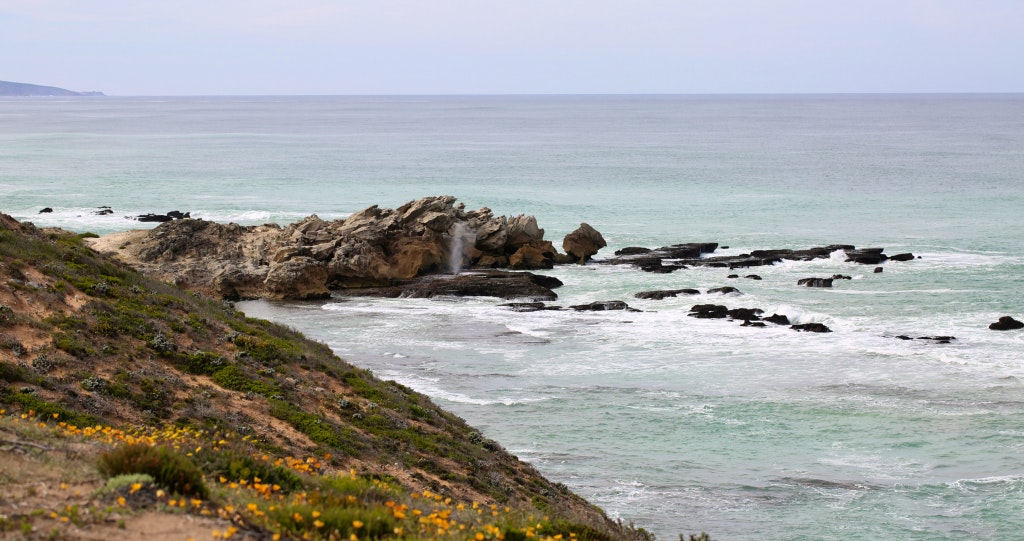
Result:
[2, 0, 1023, 95]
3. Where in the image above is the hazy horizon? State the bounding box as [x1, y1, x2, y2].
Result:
[3, 1, 1023, 96]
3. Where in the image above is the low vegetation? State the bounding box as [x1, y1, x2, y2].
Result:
[0, 214, 675, 540]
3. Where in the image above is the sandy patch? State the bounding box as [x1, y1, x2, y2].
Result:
[83, 230, 148, 262]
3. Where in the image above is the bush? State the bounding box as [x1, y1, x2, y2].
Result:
[97, 443, 208, 498]
[198, 448, 303, 492]
[0, 304, 14, 325]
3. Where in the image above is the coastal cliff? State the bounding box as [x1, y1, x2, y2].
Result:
[0, 213, 646, 541]
[0, 80, 104, 96]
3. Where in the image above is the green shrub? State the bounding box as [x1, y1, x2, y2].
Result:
[210, 364, 278, 396]
[185, 351, 224, 375]
[267, 502, 394, 540]
[0, 304, 14, 325]
[1, 391, 96, 426]
[197, 448, 303, 492]
[97, 443, 208, 498]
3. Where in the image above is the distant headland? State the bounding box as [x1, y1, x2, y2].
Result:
[0, 80, 104, 96]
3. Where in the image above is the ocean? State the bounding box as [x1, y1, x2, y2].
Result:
[2, 94, 1023, 540]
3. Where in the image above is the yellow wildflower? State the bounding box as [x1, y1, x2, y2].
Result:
[352, 520, 364, 529]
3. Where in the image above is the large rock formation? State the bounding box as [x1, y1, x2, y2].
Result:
[562, 223, 607, 264]
[92, 196, 603, 300]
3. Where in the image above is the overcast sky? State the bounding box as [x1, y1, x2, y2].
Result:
[2, 0, 1022, 95]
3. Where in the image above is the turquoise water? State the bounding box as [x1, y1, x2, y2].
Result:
[3, 95, 1024, 540]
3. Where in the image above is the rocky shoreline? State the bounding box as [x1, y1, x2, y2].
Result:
[86, 196, 1021, 335]
[88, 196, 605, 301]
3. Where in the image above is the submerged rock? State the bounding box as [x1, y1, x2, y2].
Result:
[634, 288, 700, 300]
[570, 300, 639, 312]
[896, 335, 956, 343]
[499, 302, 563, 312]
[791, 323, 832, 333]
[797, 277, 834, 288]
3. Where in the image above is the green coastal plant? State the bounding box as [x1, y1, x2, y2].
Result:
[97, 442, 208, 498]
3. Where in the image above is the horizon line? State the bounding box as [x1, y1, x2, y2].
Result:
[8, 91, 1024, 98]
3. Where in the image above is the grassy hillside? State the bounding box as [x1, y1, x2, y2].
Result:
[0, 214, 662, 541]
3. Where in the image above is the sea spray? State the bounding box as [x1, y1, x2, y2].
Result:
[447, 222, 474, 274]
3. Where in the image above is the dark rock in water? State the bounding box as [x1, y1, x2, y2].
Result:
[529, 274, 564, 289]
[896, 334, 956, 343]
[832, 274, 852, 280]
[93, 208, 114, 216]
[136, 213, 174, 223]
[763, 313, 791, 325]
[606, 242, 718, 268]
[727, 274, 739, 279]
[499, 302, 563, 312]
[707, 286, 740, 295]
[689, 304, 729, 319]
[614, 246, 652, 256]
[570, 300, 638, 312]
[888, 253, 915, 262]
[874, 267, 884, 273]
[989, 316, 1024, 331]
[660, 242, 720, 259]
[634, 289, 699, 300]
[845, 248, 888, 265]
[606, 243, 865, 273]
[745, 274, 762, 280]
[727, 307, 764, 321]
[38, 207, 53, 213]
[335, 270, 560, 301]
[166, 210, 191, 220]
[791, 323, 832, 333]
[918, 335, 956, 343]
[741, 320, 767, 327]
[798, 277, 833, 288]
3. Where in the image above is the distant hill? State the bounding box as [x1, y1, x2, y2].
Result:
[0, 79, 104, 96]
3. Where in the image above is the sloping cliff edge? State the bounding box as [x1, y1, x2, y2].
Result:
[0, 212, 661, 540]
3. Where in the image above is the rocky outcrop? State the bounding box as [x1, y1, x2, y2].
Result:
[562, 223, 607, 264]
[798, 277, 833, 288]
[99, 197, 599, 300]
[989, 316, 1024, 331]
